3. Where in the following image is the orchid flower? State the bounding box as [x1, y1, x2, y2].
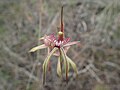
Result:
[29, 6, 80, 84]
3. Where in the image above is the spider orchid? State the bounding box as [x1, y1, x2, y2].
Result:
[29, 6, 80, 84]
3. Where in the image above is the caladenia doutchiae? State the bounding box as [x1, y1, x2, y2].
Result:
[29, 6, 80, 85]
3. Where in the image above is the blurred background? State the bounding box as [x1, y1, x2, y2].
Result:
[0, 0, 120, 90]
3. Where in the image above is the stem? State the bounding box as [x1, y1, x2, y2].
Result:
[61, 6, 64, 38]
[58, 6, 64, 41]
[61, 6, 63, 32]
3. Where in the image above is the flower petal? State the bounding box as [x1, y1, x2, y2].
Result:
[42, 47, 58, 84]
[63, 38, 70, 45]
[60, 48, 69, 81]
[29, 44, 47, 52]
[64, 46, 70, 54]
[53, 49, 60, 56]
[63, 41, 80, 47]
[53, 46, 70, 56]
[66, 56, 78, 77]
[43, 34, 56, 47]
[38, 36, 44, 40]
[57, 56, 62, 77]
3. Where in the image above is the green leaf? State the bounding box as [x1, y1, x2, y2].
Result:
[42, 47, 58, 84]
[29, 44, 47, 52]
[66, 56, 78, 76]
[60, 48, 68, 81]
